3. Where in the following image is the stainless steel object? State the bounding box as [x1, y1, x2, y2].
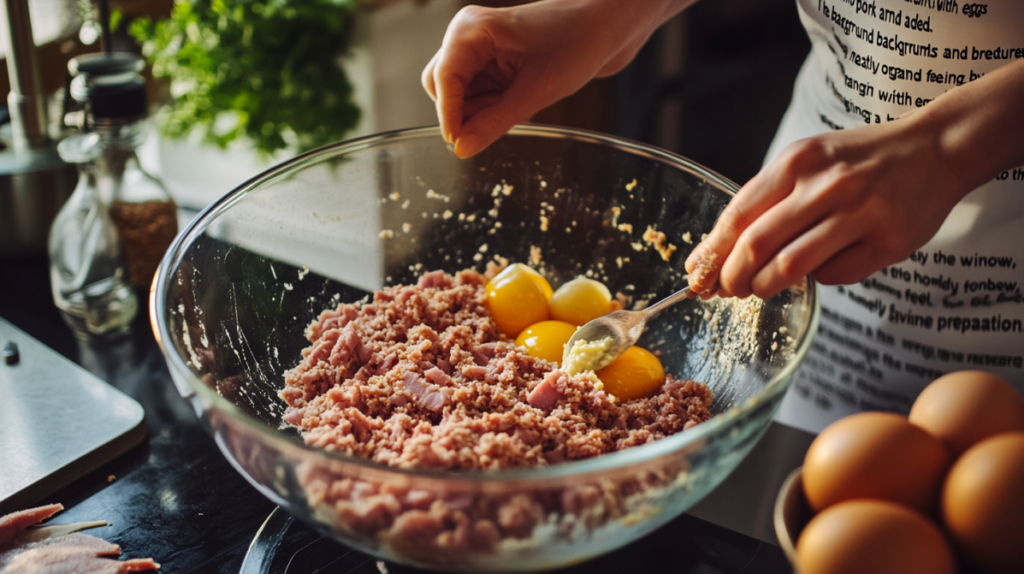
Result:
[0, 317, 146, 515]
[0, 0, 77, 256]
[564, 285, 695, 371]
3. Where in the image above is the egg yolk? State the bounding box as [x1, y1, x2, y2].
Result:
[515, 320, 577, 364]
[549, 277, 612, 326]
[487, 263, 553, 300]
[486, 269, 550, 337]
[596, 346, 665, 401]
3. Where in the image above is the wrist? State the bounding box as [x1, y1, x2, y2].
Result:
[503, 0, 696, 83]
[919, 59, 1024, 191]
[534, 0, 696, 44]
[559, 0, 695, 20]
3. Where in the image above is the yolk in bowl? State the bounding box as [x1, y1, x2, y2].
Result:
[486, 266, 551, 337]
[488, 263, 553, 299]
[515, 320, 577, 364]
[549, 277, 612, 326]
[596, 346, 665, 401]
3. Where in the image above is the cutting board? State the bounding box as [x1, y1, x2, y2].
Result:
[0, 317, 146, 514]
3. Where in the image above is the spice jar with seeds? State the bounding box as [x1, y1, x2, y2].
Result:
[68, 53, 178, 288]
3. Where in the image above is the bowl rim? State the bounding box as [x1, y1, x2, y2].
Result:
[150, 123, 820, 482]
[773, 466, 807, 567]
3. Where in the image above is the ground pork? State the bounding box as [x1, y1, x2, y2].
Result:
[280, 269, 712, 471]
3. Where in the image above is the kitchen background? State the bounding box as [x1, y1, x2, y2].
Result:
[0, 1, 812, 570]
[2, 0, 809, 215]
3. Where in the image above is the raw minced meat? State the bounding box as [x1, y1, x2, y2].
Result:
[280, 269, 712, 471]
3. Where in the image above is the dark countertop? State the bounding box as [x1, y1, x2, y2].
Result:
[0, 254, 796, 573]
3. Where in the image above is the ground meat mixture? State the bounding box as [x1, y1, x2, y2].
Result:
[280, 269, 712, 471]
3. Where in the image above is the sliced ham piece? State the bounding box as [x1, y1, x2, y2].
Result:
[0, 506, 159, 573]
[416, 270, 446, 289]
[423, 367, 452, 387]
[527, 372, 565, 411]
[401, 371, 446, 412]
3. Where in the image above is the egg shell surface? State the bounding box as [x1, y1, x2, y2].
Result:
[942, 431, 1024, 574]
[909, 370, 1024, 457]
[796, 499, 957, 574]
[802, 412, 950, 513]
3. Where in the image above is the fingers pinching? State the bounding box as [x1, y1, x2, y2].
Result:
[453, 67, 553, 157]
[685, 170, 791, 296]
[430, 8, 502, 145]
[421, 51, 440, 102]
[686, 136, 837, 299]
[750, 216, 860, 299]
[685, 243, 722, 295]
[812, 245, 889, 287]
[718, 181, 840, 298]
[691, 165, 800, 283]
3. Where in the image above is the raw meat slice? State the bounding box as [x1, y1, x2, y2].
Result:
[2, 543, 158, 572]
[0, 504, 63, 545]
[0, 506, 159, 573]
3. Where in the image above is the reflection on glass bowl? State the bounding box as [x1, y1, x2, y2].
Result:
[151, 124, 818, 572]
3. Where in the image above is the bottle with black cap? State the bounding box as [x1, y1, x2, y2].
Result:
[68, 52, 178, 289]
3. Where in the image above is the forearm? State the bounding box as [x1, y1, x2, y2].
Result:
[592, 0, 700, 76]
[914, 58, 1024, 193]
[531, 0, 697, 32]
[498, 0, 699, 78]
[585, 0, 700, 35]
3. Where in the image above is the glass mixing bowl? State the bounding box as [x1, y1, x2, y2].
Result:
[151, 124, 818, 571]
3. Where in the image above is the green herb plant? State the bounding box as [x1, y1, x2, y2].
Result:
[130, 0, 362, 156]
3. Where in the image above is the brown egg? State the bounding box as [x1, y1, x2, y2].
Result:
[803, 412, 950, 513]
[796, 499, 957, 574]
[942, 432, 1024, 574]
[909, 370, 1024, 456]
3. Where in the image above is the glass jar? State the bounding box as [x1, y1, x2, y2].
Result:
[96, 120, 178, 287]
[48, 133, 138, 338]
[69, 52, 178, 288]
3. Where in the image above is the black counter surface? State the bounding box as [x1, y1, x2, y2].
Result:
[0, 254, 791, 573]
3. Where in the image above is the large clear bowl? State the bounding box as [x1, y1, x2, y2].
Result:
[151, 125, 818, 572]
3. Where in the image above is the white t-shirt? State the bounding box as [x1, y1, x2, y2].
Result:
[768, 0, 1024, 434]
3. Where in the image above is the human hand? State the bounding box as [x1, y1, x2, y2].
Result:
[685, 59, 1024, 301]
[422, 0, 691, 158]
[684, 116, 967, 300]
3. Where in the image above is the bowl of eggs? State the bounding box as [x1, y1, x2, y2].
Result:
[775, 370, 1024, 574]
[152, 124, 818, 571]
